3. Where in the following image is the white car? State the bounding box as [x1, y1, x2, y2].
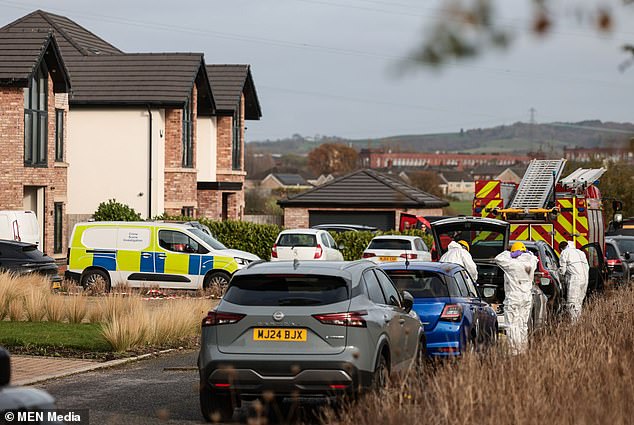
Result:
[271, 229, 344, 261]
[362, 235, 432, 262]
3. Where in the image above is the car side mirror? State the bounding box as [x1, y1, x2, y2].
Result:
[401, 291, 414, 313]
[624, 252, 631, 260]
[0, 347, 11, 387]
[338, 243, 345, 250]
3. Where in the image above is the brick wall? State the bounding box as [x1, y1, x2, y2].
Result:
[283, 207, 445, 229]
[0, 74, 68, 257]
[164, 86, 198, 216]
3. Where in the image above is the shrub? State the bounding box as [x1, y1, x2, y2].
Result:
[45, 295, 66, 322]
[93, 199, 142, 221]
[66, 295, 88, 324]
[23, 288, 47, 322]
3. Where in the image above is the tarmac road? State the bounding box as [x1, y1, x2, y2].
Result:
[40, 350, 208, 424]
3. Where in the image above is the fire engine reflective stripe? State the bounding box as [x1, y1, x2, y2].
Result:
[530, 224, 553, 245]
[472, 231, 504, 243]
[557, 199, 573, 210]
[476, 181, 501, 199]
[510, 224, 529, 241]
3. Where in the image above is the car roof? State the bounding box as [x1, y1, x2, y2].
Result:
[278, 228, 322, 235]
[509, 239, 543, 247]
[378, 260, 461, 275]
[607, 235, 634, 240]
[76, 221, 194, 230]
[431, 216, 508, 227]
[312, 224, 377, 230]
[370, 235, 418, 240]
[235, 259, 375, 283]
[0, 239, 38, 248]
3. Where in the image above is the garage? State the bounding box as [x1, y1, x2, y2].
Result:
[308, 210, 395, 231]
[279, 169, 449, 230]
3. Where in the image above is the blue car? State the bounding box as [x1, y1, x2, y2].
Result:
[381, 261, 497, 357]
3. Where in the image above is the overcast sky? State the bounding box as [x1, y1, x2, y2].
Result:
[1, 0, 632, 142]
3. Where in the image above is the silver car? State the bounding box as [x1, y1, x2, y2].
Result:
[197, 260, 423, 422]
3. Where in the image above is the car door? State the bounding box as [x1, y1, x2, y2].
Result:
[453, 271, 479, 335]
[414, 238, 431, 261]
[375, 269, 419, 366]
[156, 229, 203, 289]
[581, 242, 608, 294]
[462, 270, 494, 342]
[319, 232, 336, 261]
[326, 232, 344, 260]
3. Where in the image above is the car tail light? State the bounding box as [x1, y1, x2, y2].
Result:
[213, 383, 231, 388]
[400, 253, 418, 259]
[201, 311, 245, 327]
[313, 311, 367, 327]
[271, 244, 278, 259]
[439, 304, 463, 322]
[329, 384, 349, 390]
[607, 258, 622, 267]
[314, 244, 323, 259]
[362, 252, 376, 258]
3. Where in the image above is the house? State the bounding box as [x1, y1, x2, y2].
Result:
[438, 171, 475, 200]
[260, 173, 312, 191]
[1, 10, 262, 251]
[470, 164, 526, 183]
[278, 169, 449, 230]
[0, 28, 70, 256]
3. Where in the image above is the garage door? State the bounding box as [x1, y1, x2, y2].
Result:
[309, 211, 396, 231]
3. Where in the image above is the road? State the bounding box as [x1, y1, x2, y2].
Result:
[41, 350, 209, 424]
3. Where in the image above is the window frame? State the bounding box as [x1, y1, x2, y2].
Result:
[54, 109, 64, 162]
[53, 202, 63, 254]
[24, 61, 48, 167]
[158, 229, 205, 254]
[453, 271, 470, 297]
[374, 269, 402, 308]
[181, 97, 193, 168]
[363, 269, 386, 305]
[231, 99, 242, 170]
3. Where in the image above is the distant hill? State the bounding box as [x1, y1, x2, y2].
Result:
[248, 121, 634, 156]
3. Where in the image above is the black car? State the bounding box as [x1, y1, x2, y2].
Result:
[606, 237, 633, 284]
[0, 240, 61, 283]
[511, 240, 565, 315]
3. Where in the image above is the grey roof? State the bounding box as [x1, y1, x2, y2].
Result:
[279, 169, 449, 208]
[0, 29, 69, 91]
[1, 10, 214, 111]
[439, 170, 474, 183]
[206, 64, 262, 119]
[272, 174, 309, 186]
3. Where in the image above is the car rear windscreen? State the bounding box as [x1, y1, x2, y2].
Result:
[224, 275, 349, 306]
[276, 234, 317, 247]
[385, 270, 449, 298]
[368, 239, 411, 250]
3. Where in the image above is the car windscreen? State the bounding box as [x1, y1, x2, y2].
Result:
[224, 275, 349, 306]
[614, 239, 634, 255]
[189, 228, 226, 250]
[384, 270, 449, 298]
[276, 234, 317, 247]
[368, 239, 412, 250]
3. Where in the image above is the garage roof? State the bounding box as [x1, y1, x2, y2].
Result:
[279, 169, 449, 208]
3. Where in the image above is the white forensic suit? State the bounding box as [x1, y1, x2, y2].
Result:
[494, 250, 538, 354]
[559, 242, 590, 321]
[440, 241, 479, 282]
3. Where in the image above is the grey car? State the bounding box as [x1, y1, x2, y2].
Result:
[197, 260, 423, 422]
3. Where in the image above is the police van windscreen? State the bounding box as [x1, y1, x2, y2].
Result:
[224, 275, 349, 306]
[189, 228, 226, 250]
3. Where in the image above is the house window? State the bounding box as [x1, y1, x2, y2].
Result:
[24, 61, 48, 166]
[181, 206, 194, 217]
[55, 109, 64, 162]
[182, 97, 193, 168]
[54, 202, 63, 254]
[231, 100, 242, 170]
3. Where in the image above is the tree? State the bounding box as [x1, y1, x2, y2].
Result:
[307, 143, 358, 175]
[408, 170, 445, 198]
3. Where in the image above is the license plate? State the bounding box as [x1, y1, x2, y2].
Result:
[379, 256, 397, 262]
[253, 328, 307, 342]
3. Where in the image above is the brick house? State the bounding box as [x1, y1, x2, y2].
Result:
[199, 65, 262, 220]
[0, 29, 70, 257]
[279, 169, 449, 230]
[1, 11, 262, 248]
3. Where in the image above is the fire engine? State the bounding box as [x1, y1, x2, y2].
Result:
[472, 159, 609, 291]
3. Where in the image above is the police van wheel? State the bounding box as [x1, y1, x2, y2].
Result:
[81, 269, 111, 293]
[204, 271, 230, 292]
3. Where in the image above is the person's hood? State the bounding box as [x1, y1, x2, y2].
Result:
[447, 241, 462, 250]
[217, 249, 260, 261]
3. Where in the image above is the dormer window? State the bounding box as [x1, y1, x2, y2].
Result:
[24, 61, 48, 166]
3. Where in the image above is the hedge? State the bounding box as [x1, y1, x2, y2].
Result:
[160, 216, 433, 261]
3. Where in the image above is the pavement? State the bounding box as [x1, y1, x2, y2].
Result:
[10, 350, 174, 386]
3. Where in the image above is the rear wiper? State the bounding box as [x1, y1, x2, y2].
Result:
[278, 297, 321, 306]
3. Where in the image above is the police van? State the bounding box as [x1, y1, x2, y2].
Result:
[66, 221, 260, 291]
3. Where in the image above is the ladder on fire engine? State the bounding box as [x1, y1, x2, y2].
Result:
[559, 167, 607, 192]
[509, 159, 566, 210]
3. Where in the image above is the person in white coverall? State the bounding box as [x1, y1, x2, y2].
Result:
[495, 242, 538, 354]
[440, 240, 478, 282]
[558, 241, 590, 321]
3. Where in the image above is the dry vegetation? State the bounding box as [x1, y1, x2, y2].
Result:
[323, 287, 634, 425]
[0, 272, 215, 353]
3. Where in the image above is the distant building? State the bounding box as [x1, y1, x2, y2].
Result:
[438, 171, 475, 200]
[563, 147, 633, 164]
[260, 173, 312, 190]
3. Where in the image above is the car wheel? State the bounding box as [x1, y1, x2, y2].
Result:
[204, 271, 231, 293]
[372, 354, 390, 390]
[200, 384, 234, 423]
[80, 269, 110, 293]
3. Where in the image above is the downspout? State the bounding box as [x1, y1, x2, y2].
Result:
[147, 105, 153, 219]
